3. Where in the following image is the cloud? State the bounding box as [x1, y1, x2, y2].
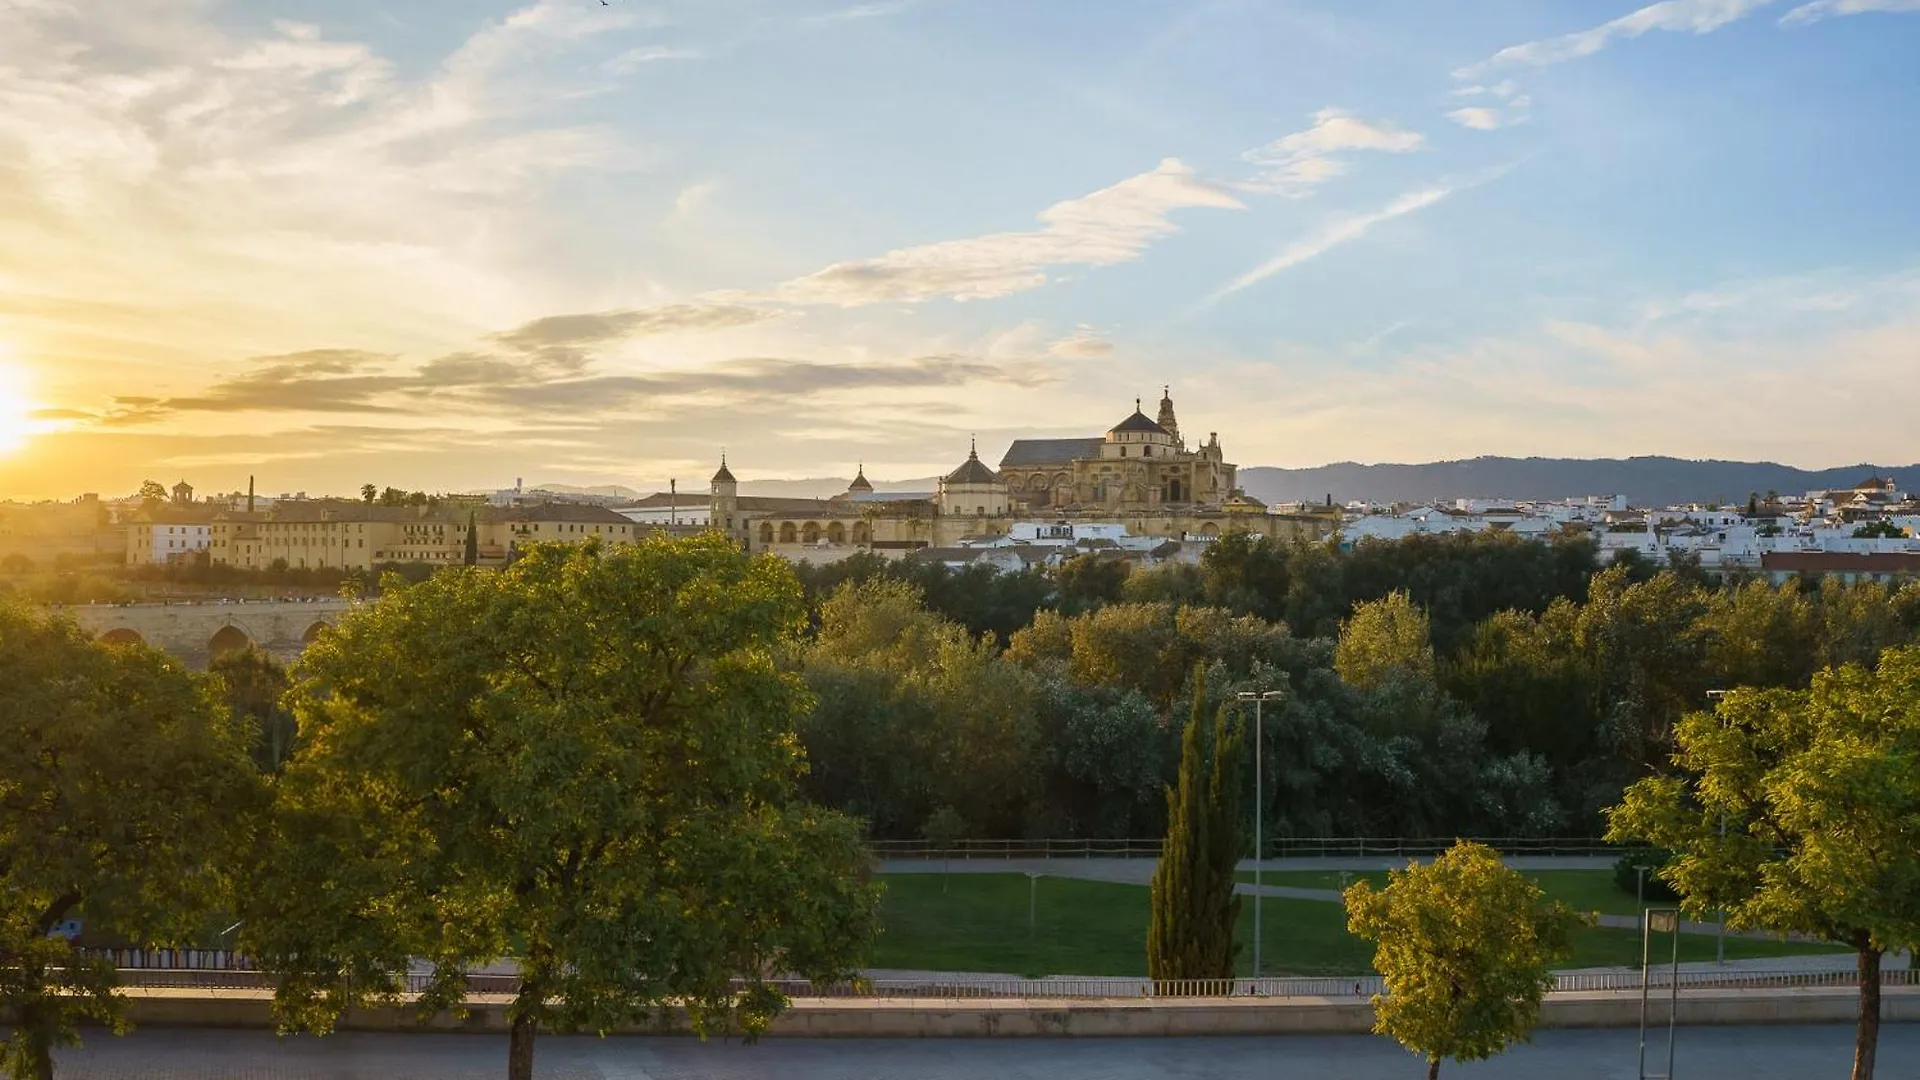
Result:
[1238, 108, 1424, 197]
[490, 304, 780, 369]
[605, 45, 706, 71]
[1047, 325, 1114, 359]
[1781, 0, 1920, 23]
[1447, 108, 1505, 131]
[802, 2, 917, 24]
[1456, 0, 1777, 78]
[482, 354, 1039, 412]
[769, 158, 1243, 305]
[670, 180, 716, 223]
[129, 350, 414, 416]
[1203, 186, 1457, 306]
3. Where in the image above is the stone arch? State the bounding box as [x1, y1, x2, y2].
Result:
[208, 624, 253, 659]
[758, 522, 775, 544]
[801, 521, 822, 544]
[853, 521, 871, 545]
[827, 522, 846, 544]
[779, 522, 797, 544]
[302, 621, 331, 645]
[98, 627, 144, 647]
[1200, 522, 1220, 537]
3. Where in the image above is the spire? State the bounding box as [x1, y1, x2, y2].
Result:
[710, 450, 736, 486]
[1156, 385, 1180, 444]
[969, 434, 978, 459]
[848, 462, 873, 494]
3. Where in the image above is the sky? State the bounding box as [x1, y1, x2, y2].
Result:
[0, 0, 1917, 500]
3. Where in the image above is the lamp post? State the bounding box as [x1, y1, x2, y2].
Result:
[1236, 689, 1283, 982]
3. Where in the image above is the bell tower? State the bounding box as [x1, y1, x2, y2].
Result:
[1156, 386, 1181, 448]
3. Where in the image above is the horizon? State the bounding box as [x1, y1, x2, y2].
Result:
[2, 0, 1918, 500]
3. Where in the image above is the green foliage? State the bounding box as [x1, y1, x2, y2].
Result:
[1053, 554, 1130, 614]
[1345, 842, 1585, 1079]
[1851, 520, 1905, 539]
[1606, 646, 1920, 1080]
[1609, 847, 1679, 902]
[0, 598, 260, 1080]
[1334, 590, 1436, 690]
[135, 479, 167, 505]
[241, 537, 879, 1080]
[207, 646, 297, 772]
[1147, 669, 1246, 983]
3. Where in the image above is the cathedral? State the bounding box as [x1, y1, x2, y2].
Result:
[685, 390, 1329, 563]
[997, 389, 1236, 511]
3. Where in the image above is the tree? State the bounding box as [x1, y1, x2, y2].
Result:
[0, 599, 259, 1080]
[1054, 554, 1130, 614]
[377, 487, 405, 507]
[360, 484, 376, 504]
[240, 537, 880, 1080]
[1147, 668, 1246, 985]
[135, 479, 167, 507]
[462, 511, 478, 567]
[919, 806, 965, 891]
[1606, 648, 1920, 1080]
[208, 646, 297, 772]
[1852, 520, 1905, 539]
[1345, 841, 1584, 1080]
[1334, 590, 1436, 690]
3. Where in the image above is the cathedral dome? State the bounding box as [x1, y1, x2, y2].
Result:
[943, 445, 1000, 486]
[848, 465, 873, 494]
[1108, 410, 1169, 436]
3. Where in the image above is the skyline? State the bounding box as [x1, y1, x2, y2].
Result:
[1, 0, 1917, 500]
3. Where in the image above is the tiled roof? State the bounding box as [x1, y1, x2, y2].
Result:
[943, 450, 1000, 486]
[1108, 410, 1168, 435]
[999, 438, 1103, 467]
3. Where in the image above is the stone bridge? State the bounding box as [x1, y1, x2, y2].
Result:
[65, 599, 354, 668]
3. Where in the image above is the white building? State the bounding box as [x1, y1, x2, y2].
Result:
[126, 519, 212, 565]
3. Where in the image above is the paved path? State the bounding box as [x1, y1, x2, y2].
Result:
[879, 856, 1615, 883]
[45, 1025, 1918, 1078]
[879, 857, 1881, 948]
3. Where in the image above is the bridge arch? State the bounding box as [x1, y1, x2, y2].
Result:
[98, 627, 145, 647]
[302, 621, 331, 645]
[208, 624, 254, 660]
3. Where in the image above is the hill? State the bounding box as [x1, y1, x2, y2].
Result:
[1238, 457, 1915, 508]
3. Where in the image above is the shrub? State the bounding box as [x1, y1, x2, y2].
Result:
[1611, 846, 1679, 901]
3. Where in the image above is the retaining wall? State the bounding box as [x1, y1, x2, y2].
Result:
[114, 987, 1918, 1037]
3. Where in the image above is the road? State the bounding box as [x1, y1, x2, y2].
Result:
[46, 1026, 1916, 1079]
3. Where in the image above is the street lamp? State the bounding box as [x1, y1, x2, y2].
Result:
[1236, 689, 1283, 982]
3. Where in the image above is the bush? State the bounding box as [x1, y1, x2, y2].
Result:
[1611, 846, 1679, 901]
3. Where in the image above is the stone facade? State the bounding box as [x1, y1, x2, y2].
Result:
[698, 393, 1335, 564]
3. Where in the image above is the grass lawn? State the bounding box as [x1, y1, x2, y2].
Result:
[877, 873, 1840, 978]
[1238, 868, 1667, 918]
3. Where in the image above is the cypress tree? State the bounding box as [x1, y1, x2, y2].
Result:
[464, 511, 479, 566]
[1148, 666, 1247, 986]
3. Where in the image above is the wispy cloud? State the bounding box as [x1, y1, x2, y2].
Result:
[1047, 325, 1114, 359]
[605, 45, 706, 71]
[1238, 108, 1424, 197]
[802, 1, 917, 25]
[768, 158, 1243, 305]
[1456, 0, 1777, 78]
[1202, 177, 1483, 309]
[1781, 0, 1920, 24]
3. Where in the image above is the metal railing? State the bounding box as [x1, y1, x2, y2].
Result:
[869, 837, 1618, 860]
[100, 967, 1913, 1001]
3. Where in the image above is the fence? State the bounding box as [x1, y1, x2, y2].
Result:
[98, 967, 1916, 1000]
[870, 837, 1618, 860]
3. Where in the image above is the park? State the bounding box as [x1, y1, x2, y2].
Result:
[5, 532, 1919, 1080]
